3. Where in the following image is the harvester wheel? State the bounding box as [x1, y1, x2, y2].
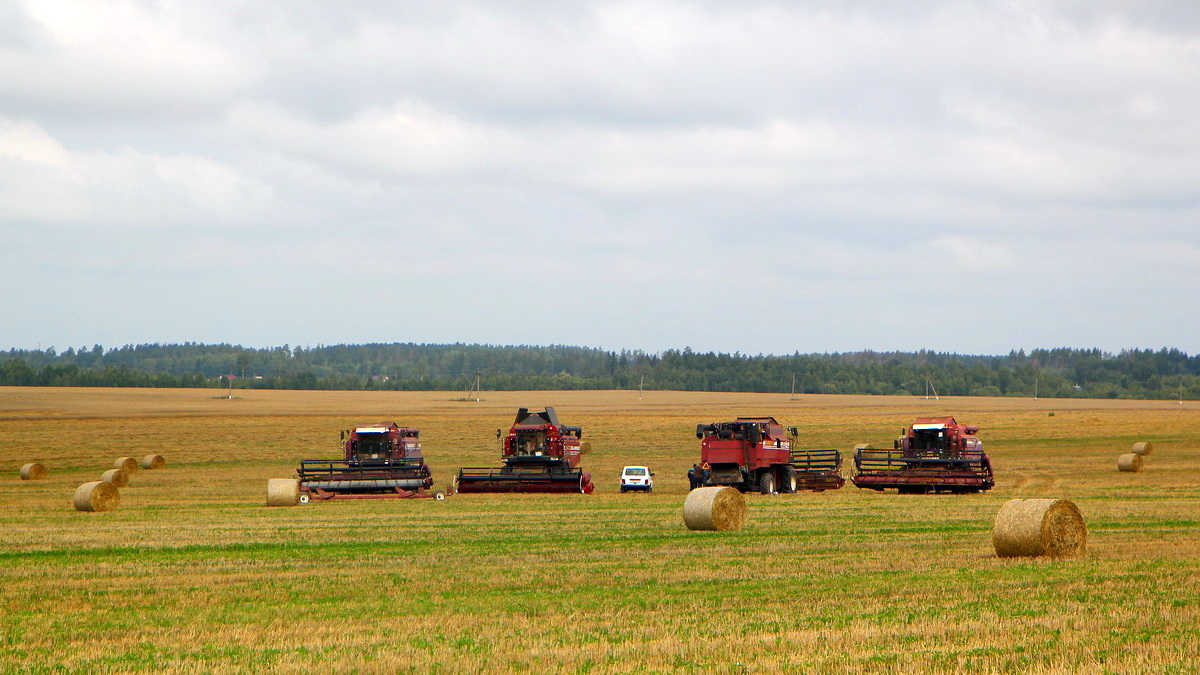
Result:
[758, 471, 776, 495]
[435, 491, 446, 501]
[298, 493, 310, 504]
[780, 467, 797, 493]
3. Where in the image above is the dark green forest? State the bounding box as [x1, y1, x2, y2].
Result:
[2, 343, 1199, 400]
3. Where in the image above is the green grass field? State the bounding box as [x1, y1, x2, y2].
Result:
[2, 388, 1198, 672]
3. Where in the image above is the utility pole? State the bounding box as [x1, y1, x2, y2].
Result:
[466, 369, 481, 402]
[639, 374, 645, 400]
[790, 372, 797, 400]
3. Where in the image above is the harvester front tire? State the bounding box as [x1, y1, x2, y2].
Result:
[758, 471, 775, 495]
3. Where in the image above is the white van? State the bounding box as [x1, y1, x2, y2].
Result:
[620, 466, 654, 493]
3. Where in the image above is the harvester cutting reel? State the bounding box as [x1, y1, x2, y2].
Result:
[298, 487, 447, 503]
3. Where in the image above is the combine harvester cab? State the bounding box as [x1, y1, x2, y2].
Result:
[456, 407, 595, 494]
[852, 416, 994, 494]
[297, 422, 440, 502]
[691, 417, 844, 494]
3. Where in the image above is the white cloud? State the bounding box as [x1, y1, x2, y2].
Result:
[2, 0, 1199, 354]
[0, 116, 273, 228]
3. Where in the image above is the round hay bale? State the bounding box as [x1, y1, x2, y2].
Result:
[113, 456, 139, 473]
[266, 478, 300, 507]
[1130, 441, 1153, 456]
[100, 468, 130, 488]
[683, 486, 747, 531]
[19, 462, 47, 480]
[73, 481, 120, 512]
[853, 443, 874, 451]
[142, 454, 166, 470]
[579, 441, 592, 454]
[1117, 453, 1144, 472]
[992, 498, 1086, 558]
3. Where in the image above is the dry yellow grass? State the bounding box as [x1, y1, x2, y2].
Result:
[1, 386, 1198, 672]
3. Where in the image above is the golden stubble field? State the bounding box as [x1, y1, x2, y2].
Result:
[1, 386, 1198, 673]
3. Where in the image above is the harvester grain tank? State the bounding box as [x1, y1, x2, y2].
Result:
[852, 416, 994, 493]
[296, 422, 440, 501]
[455, 407, 595, 494]
[690, 416, 844, 494]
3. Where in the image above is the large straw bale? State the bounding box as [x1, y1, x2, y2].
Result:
[142, 454, 166, 469]
[683, 486, 747, 531]
[1130, 442, 1153, 456]
[580, 441, 592, 454]
[100, 468, 130, 487]
[74, 481, 120, 512]
[266, 478, 300, 507]
[1117, 453, 1143, 472]
[114, 456, 139, 473]
[992, 498, 1086, 558]
[20, 462, 47, 480]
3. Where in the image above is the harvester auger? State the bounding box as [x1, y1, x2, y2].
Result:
[455, 407, 595, 494]
[852, 416, 994, 494]
[296, 422, 442, 502]
[689, 416, 844, 494]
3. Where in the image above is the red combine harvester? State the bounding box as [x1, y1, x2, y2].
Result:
[455, 407, 595, 494]
[852, 416, 994, 494]
[296, 422, 442, 502]
[690, 416, 844, 494]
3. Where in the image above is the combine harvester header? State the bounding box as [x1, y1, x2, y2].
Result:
[297, 422, 442, 502]
[852, 416, 994, 494]
[456, 407, 595, 494]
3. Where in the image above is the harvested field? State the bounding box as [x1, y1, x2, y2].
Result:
[1, 387, 1199, 672]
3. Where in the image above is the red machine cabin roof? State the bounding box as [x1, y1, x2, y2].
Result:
[911, 416, 956, 429]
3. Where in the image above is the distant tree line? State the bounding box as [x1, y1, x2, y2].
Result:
[2, 343, 1199, 400]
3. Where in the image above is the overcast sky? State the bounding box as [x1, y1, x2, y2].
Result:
[2, 1, 1198, 356]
